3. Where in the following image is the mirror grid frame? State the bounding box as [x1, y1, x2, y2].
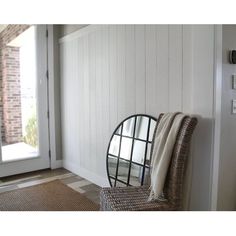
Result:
[106, 114, 157, 187]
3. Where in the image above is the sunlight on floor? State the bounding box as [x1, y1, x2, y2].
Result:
[2, 142, 38, 162]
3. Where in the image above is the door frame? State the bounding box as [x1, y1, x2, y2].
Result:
[0, 25, 51, 177]
[47, 25, 63, 169]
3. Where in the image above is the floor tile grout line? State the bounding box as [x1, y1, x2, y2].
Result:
[0, 175, 42, 187]
[17, 173, 75, 188]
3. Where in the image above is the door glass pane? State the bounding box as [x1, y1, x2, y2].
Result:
[0, 25, 39, 162]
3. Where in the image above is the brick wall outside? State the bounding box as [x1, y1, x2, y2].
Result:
[0, 25, 30, 144]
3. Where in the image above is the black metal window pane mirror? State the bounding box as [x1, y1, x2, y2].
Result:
[107, 114, 157, 187]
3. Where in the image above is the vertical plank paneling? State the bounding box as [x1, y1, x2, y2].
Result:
[71, 40, 80, 165]
[88, 31, 97, 173]
[60, 24, 215, 205]
[63, 41, 79, 165]
[183, 25, 193, 113]
[145, 25, 157, 116]
[156, 25, 169, 113]
[83, 35, 90, 170]
[77, 38, 84, 166]
[169, 25, 183, 112]
[125, 25, 136, 116]
[60, 24, 188, 184]
[109, 25, 118, 133]
[95, 28, 103, 175]
[117, 25, 126, 121]
[65, 43, 72, 161]
[135, 25, 146, 114]
[100, 25, 110, 174]
[192, 25, 214, 118]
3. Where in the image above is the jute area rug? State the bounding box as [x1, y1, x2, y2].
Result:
[0, 180, 99, 211]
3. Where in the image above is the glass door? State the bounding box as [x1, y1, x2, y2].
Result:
[0, 25, 50, 177]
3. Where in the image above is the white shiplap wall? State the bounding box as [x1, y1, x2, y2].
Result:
[59, 25, 215, 210]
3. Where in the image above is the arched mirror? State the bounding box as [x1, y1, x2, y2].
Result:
[106, 114, 157, 187]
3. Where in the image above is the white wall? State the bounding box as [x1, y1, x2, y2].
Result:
[217, 25, 236, 210]
[188, 26, 215, 210]
[59, 25, 215, 210]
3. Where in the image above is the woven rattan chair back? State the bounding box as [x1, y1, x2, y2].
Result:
[151, 114, 198, 208]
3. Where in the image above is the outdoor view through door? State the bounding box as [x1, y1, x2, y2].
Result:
[0, 25, 49, 177]
[0, 25, 39, 162]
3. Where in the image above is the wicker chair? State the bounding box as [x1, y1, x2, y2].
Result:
[100, 114, 198, 211]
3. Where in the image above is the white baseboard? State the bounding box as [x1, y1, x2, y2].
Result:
[63, 159, 109, 187]
[51, 160, 63, 169]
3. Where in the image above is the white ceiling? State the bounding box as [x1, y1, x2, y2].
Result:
[0, 25, 8, 33]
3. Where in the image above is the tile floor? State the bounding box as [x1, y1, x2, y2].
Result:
[0, 168, 101, 205]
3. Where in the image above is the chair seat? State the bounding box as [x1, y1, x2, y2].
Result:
[100, 186, 177, 211]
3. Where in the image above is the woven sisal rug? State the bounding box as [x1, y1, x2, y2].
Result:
[0, 180, 99, 211]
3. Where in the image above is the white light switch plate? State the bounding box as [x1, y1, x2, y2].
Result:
[232, 75, 236, 89]
[232, 100, 236, 114]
